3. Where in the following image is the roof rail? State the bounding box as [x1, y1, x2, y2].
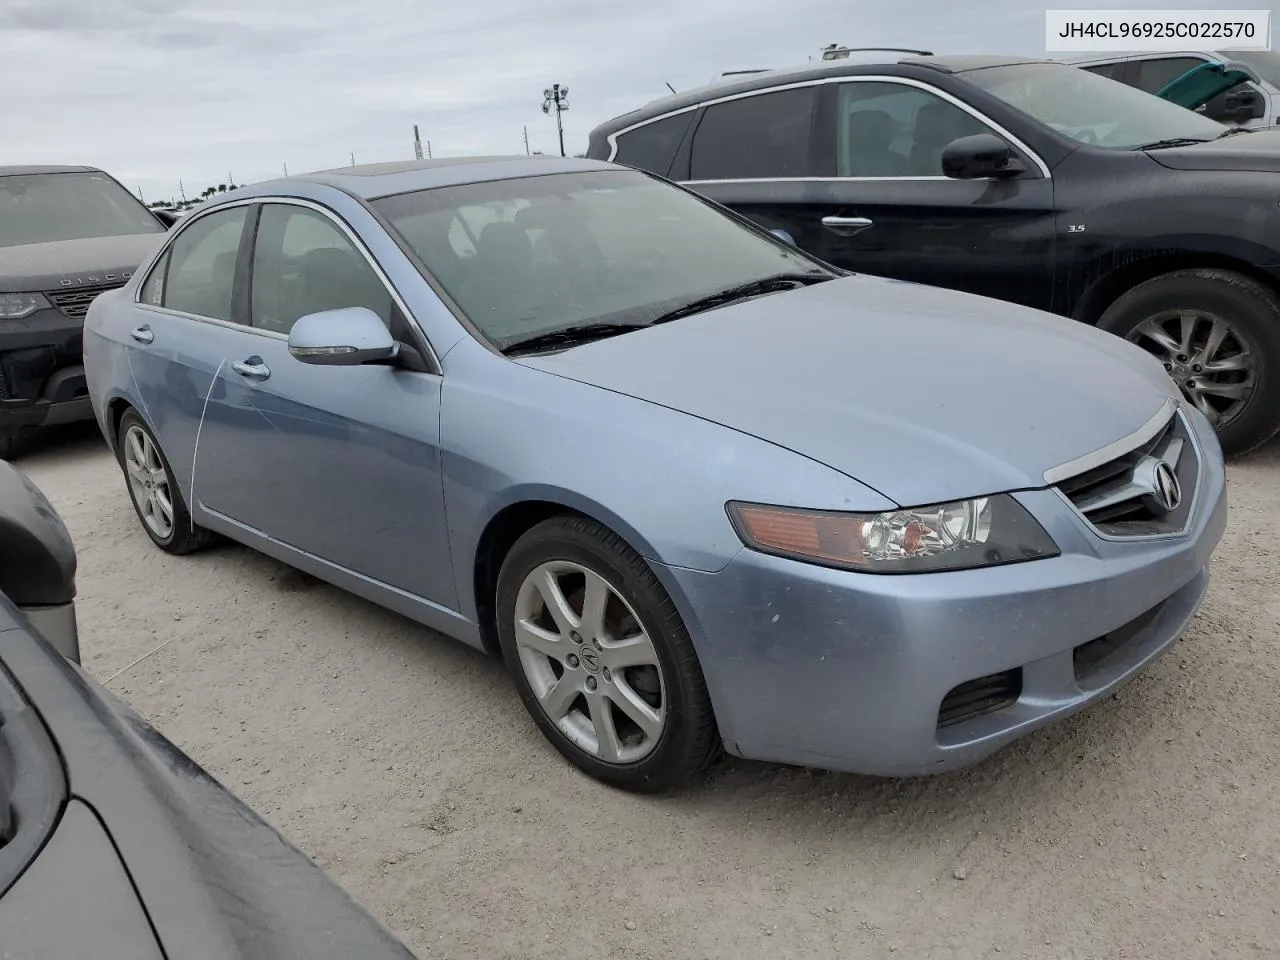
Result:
[820, 44, 934, 60]
[718, 68, 773, 77]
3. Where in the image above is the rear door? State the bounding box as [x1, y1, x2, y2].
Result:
[191, 199, 455, 609]
[125, 203, 255, 493]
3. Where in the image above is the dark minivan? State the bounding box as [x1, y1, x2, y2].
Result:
[587, 52, 1280, 455]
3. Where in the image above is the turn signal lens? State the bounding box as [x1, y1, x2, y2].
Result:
[726, 496, 1059, 574]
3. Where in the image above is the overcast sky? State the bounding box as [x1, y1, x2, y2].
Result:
[1, 0, 1265, 201]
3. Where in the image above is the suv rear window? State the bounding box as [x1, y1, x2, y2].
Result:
[612, 113, 695, 176]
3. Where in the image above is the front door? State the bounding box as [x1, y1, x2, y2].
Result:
[192, 200, 456, 609]
[685, 78, 1058, 312]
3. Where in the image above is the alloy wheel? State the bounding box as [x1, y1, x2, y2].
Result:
[123, 424, 175, 540]
[1128, 308, 1258, 427]
[512, 560, 667, 764]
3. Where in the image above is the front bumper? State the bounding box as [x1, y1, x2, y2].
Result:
[658, 414, 1229, 777]
[1, 306, 93, 431]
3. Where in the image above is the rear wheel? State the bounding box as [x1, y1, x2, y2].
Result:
[117, 410, 215, 554]
[1098, 268, 1280, 455]
[495, 515, 720, 792]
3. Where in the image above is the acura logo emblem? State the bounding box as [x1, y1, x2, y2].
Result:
[1152, 461, 1181, 512]
[1132, 455, 1182, 514]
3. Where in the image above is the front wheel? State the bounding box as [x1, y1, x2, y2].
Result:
[495, 515, 720, 793]
[1098, 268, 1280, 456]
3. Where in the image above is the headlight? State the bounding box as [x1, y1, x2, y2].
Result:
[726, 495, 1060, 574]
[0, 293, 51, 320]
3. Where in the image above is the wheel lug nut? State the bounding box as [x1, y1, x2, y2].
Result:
[1177, 354, 1188, 362]
[1187, 379, 1197, 388]
[1164, 362, 1173, 371]
[1193, 364, 1202, 372]
[566, 654, 579, 668]
[602, 667, 611, 682]
[569, 631, 582, 644]
[586, 677, 597, 691]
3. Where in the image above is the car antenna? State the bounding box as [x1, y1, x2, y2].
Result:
[665, 82, 677, 94]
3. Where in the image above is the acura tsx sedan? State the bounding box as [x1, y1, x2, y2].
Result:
[83, 156, 1227, 792]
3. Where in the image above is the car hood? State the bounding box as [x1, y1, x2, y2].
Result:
[0, 600, 420, 960]
[1146, 127, 1280, 172]
[516, 275, 1175, 506]
[0, 232, 162, 291]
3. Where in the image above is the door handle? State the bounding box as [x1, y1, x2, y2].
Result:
[821, 216, 874, 237]
[231, 358, 271, 381]
[130, 325, 154, 344]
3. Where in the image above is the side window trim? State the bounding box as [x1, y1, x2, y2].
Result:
[233, 202, 262, 327]
[608, 74, 1052, 182]
[246, 197, 442, 373]
[132, 198, 257, 317]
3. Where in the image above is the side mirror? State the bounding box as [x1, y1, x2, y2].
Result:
[768, 228, 797, 245]
[1203, 87, 1266, 123]
[153, 209, 180, 228]
[287, 307, 400, 366]
[941, 133, 1026, 180]
[0, 461, 80, 663]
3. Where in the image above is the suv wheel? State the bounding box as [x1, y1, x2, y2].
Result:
[1098, 268, 1280, 455]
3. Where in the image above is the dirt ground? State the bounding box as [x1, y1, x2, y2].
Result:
[16, 422, 1280, 960]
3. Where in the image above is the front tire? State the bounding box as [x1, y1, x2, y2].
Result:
[495, 515, 720, 793]
[117, 410, 214, 554]
[1098, 268, 1280, 456]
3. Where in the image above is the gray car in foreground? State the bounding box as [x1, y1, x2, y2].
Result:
[84, 156, 1227, 792]
[0, 460, 419, 959]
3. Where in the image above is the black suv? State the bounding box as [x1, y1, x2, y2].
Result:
[1, 166, 175, 459]
[587, 52, 1280, 455]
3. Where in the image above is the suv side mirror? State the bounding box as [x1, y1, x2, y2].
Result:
[941, 134, 1026, 180]
[287, 307, 400, 366]
[1202, 87, 1266, 123]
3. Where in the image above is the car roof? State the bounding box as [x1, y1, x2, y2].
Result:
[0, 165, 101, 177]
[596, 54, 1052, 131]
[241, 155, 618, 201]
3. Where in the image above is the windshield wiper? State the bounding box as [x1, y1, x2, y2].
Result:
[1215, 126, 1254, 139]
[649, 272, 834, 326]
[500, 322, 646, 356]
[1132, 137, 1212, 151]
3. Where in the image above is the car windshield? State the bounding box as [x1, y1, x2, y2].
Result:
[1221, 49, 1280, 88]
[963, 62, 1227, 148]
[0, 172, 163, 249]
[371, 169, 834, 350]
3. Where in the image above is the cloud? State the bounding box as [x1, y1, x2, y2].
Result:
[0, 0, 1174, 201]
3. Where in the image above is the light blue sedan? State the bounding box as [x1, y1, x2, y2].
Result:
[83, 156, 1227, 792]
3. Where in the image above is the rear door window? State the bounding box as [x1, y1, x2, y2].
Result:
[688, 87, 818, 179]
[162, 206, 250, 322]
[612, 113, 695, 176]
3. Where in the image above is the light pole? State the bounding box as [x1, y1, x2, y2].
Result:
[541, 83, 569, 157]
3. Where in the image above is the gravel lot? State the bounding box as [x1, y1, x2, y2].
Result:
[17, 422, 1280, 960]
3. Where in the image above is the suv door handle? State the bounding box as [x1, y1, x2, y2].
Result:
[821, 216, 874, 237]
[130, 325, 154, 344]
[231, 358, 271, 381]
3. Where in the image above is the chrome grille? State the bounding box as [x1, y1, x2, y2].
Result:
[45, 282, 125, 320]
[1056, 409, 1200, 538]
